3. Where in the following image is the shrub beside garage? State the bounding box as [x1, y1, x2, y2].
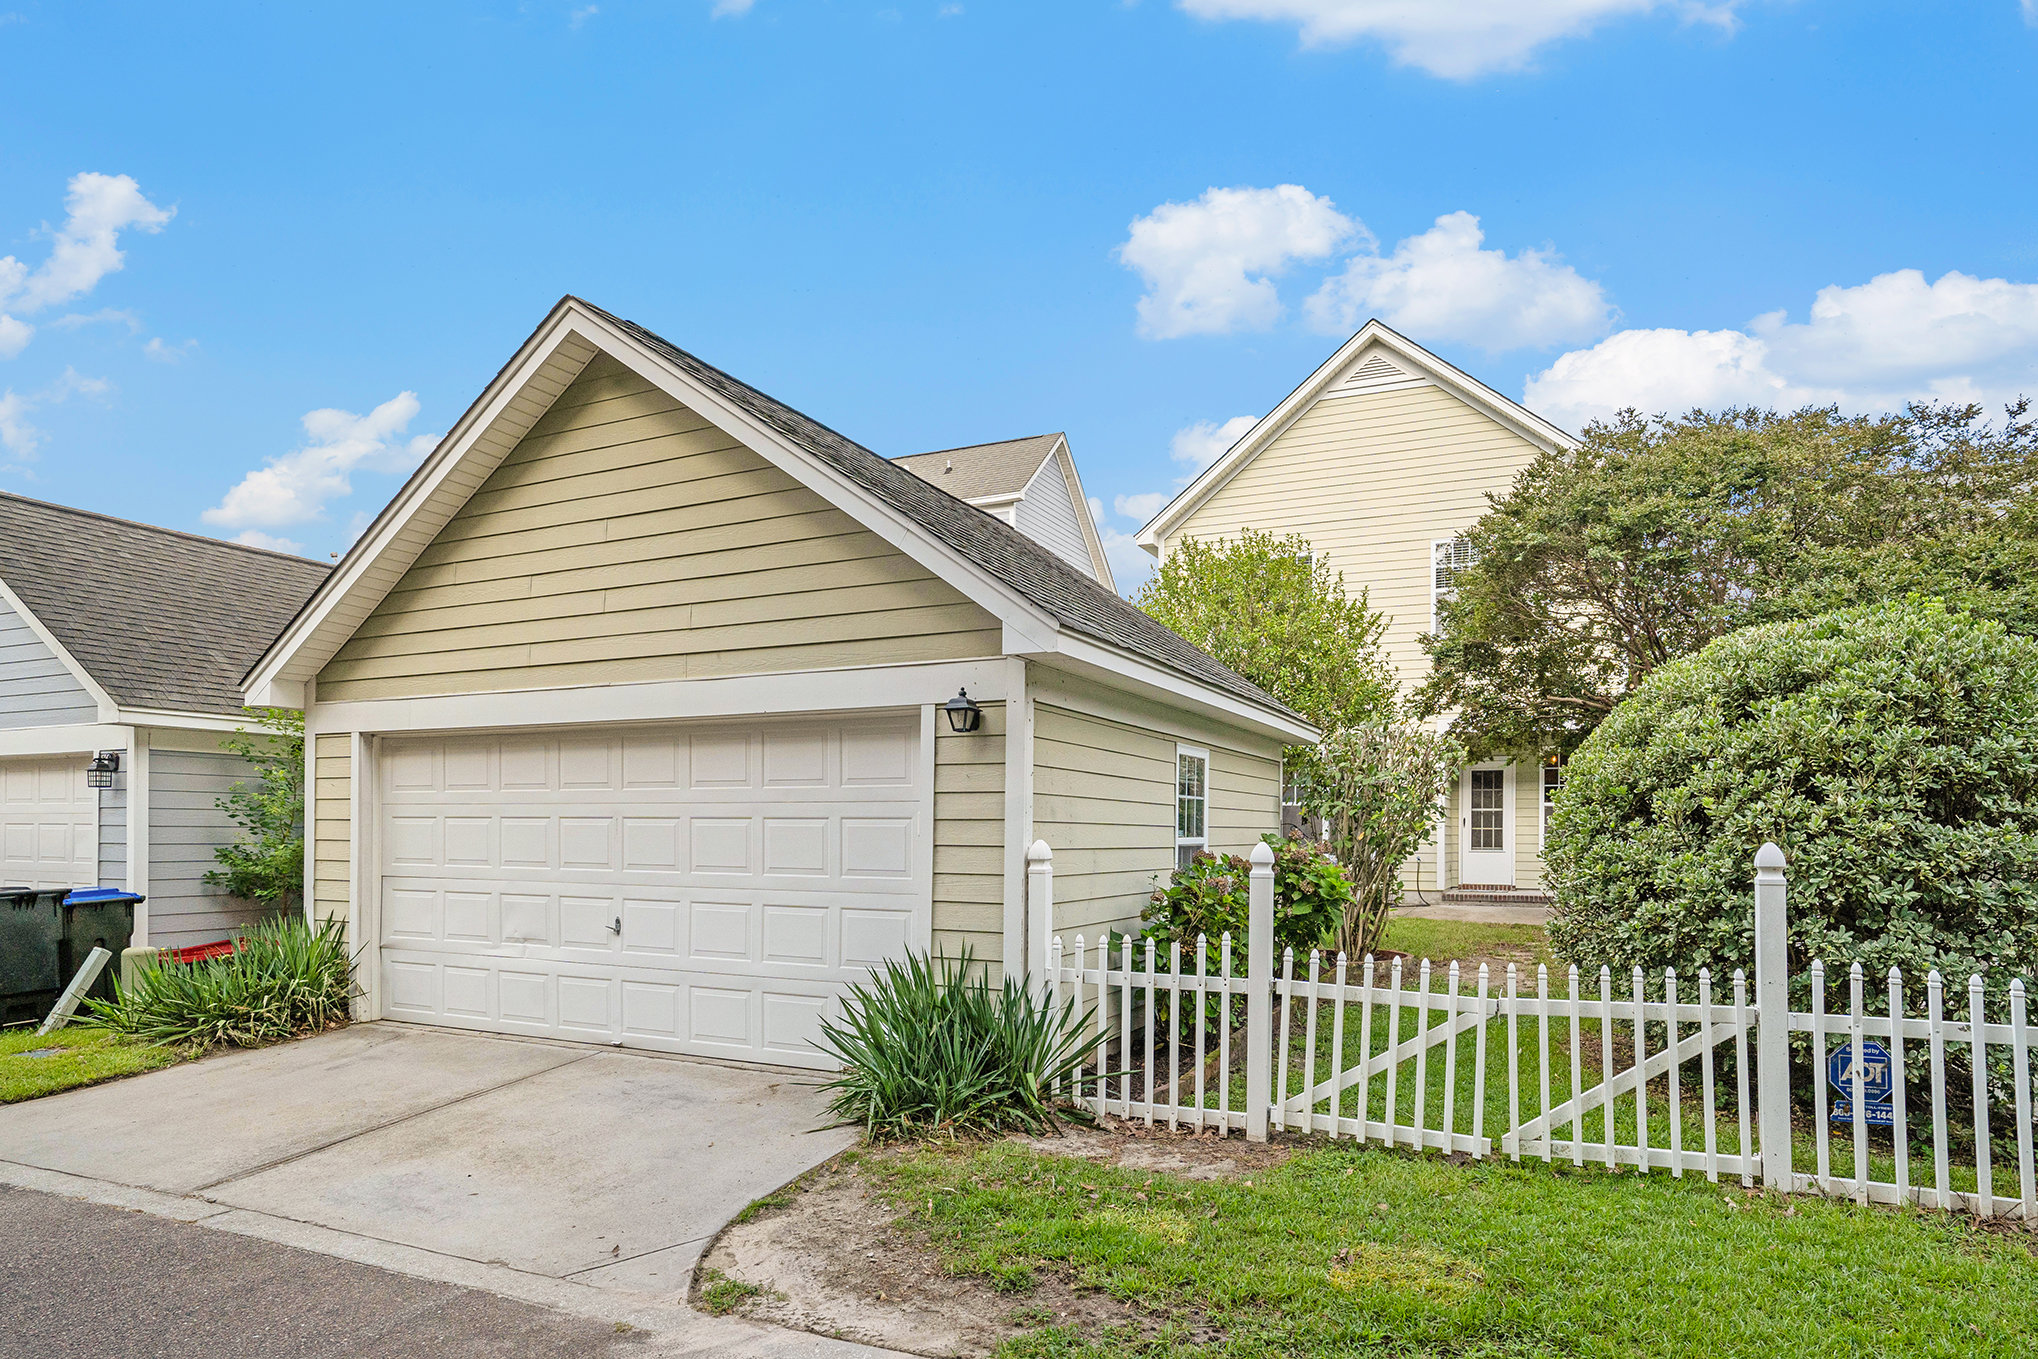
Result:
[1545, 600, 2038, 1000]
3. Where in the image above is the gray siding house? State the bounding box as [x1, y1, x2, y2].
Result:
[892, 434, 1116, 590]
[0, 494, 329, 948]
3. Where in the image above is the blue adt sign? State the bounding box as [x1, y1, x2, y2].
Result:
[1827, 1038, 1895, 1127]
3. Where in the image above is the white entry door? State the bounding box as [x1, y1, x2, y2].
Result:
[375, 714, 928, 1070]
[0, 755, 97, 890]
[1459, 761, 1513, 886]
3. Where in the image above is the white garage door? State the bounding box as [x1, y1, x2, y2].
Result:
[0, 755, 98, 890]
[377, 714, 928, 1069]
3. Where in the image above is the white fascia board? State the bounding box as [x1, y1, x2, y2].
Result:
[113, 706, 266, 735]
[244, 309, 597, 699]
[1135, 321, 1579, 551]
[0, 723, 134, 758]
[1033, 634, 1318, 746]
[0, 574, 121, 722]
[303, 658, 1016, 736]
[966, 492, 1025, 510]
[1046, 435, 1117, 594]
[249, 300, 1065, 702]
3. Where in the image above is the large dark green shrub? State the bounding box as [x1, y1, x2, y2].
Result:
[86, 915, 353, 1047]
[815, 949, 1103, 1139]
[1546, 600, 2038, 1000]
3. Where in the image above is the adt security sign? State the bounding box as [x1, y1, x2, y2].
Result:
[1827, 1039, 1896, 1126]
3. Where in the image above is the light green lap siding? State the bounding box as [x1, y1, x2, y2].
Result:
[933, 700, 1005, 980]
[316, 354, 1003, 702]
[1032, 677, 1284, 942]
[312, 733, 350, 933]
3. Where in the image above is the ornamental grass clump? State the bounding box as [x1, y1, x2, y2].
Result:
[815, 949, 1103, 1139]
[86, 915, 354, 1048]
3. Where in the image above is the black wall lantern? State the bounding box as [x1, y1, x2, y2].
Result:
[87, 750, 121, 789]
[942, 688, 982, 734]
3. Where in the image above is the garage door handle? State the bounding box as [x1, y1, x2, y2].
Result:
[608, 916, 621, 935]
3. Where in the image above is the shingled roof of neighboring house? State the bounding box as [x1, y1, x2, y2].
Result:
[588, 303, 1299, 722]
[891, 434, 1063, 503]
[0, 493, 331, 716]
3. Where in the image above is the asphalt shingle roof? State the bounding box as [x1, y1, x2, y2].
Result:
[0, 492, 331, 716]
[584, 302, 1299, 723]
[891, 434, 1061, 502]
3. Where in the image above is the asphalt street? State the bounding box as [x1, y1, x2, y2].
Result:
[0, 1185, 654, 1359]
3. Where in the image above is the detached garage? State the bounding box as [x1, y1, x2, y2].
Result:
[245, 297, 1311, 1069]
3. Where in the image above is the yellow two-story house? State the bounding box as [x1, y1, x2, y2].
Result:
[1136, 321, 1578, 900]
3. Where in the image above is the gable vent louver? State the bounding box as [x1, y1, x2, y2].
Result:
[1334, 351, 1428, 397]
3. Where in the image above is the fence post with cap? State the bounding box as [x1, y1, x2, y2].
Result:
[1753, 842, 1793, 1190]
[1245, 839, 1276, 1142]
[1027, 839, 1054, 1000]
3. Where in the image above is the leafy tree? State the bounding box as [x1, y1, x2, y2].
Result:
[1417, 401, 2038, 758]
[205, 707, 307, 911]
[1136, 528, 1397, 773]
[1296, 721, 1464, 958]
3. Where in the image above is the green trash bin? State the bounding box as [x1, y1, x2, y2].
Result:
[61, 889, 141, 1006]
[0, 886, 64, 1024]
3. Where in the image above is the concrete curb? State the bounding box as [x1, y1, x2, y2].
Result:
[0, 1158, 903, 1358]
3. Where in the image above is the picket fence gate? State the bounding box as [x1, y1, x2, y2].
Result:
[1032, 840, 2037, 1221]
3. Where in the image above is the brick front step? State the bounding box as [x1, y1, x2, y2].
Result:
[1439, 887, 1551, 906]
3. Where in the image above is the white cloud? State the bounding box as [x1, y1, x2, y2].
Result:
[0, 173, 172, 361]
[711, 0, 755, 15]
[0, 367, 112, 461]
[1090, 497, 1158, 596]
[1524, 268, 2038, 431]
[1307, 211, 1612, 351]
[1113, 491, 1171, 523]
[938, 2, 964, 13]
[48, 307, 141, 334]
[0, 390, 31, 459]
[1118, 185, 1359, 339]
[2025, 0, 2037, 24]
[569, 4, 599, 27]
[1175, 0, 1742, 79]
[230, 529, 307, 554]
[1168, 413, 1258, 472]
[204, 392, 437, 532]
[143, 336, 196, 363]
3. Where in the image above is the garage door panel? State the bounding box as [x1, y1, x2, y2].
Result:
[0, 754, 98, 891]
[378, 716, 927, 1068]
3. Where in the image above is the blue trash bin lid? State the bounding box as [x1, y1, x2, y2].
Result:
[65, 887, 145, 906]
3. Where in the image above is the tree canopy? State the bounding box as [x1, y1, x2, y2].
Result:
[1135, 527, 1397, 743]
[1416, 401, 2038, 758]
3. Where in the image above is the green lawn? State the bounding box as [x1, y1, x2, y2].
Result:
[864, 1137, 2038, 1358]
[1377, 916, 1553, 973]
[0, 1025, 183, 1102]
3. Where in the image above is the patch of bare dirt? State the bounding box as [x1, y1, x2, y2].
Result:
[695, 1127, 1249, 1357]
[1022, 1113, 1298, 1177]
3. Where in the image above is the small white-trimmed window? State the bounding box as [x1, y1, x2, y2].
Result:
[1432, 537, 1478, 630]
[1176, 745, 1209, 871]
[1541, 755, 1563, 847]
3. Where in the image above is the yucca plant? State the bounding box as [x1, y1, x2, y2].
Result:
[85, 915, 355, 1048]
[816, 949, 1104, 1139]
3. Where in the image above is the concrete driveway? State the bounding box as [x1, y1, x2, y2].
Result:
[0, 1024, 887, 1357]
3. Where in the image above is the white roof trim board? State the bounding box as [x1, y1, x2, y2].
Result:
[246, 297, 1310, 742]
[1136, 319, 1579, 553]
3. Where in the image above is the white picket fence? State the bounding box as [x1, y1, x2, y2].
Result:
[1034, 840, 2037, 1221]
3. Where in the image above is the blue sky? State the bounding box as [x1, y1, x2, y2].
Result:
[2, 1, 2035, 590]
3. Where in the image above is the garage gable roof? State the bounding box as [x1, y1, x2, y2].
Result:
[893, 434, 1062, 503]
[0, 492, 330, 718]
[245, 297, 1306, 734]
